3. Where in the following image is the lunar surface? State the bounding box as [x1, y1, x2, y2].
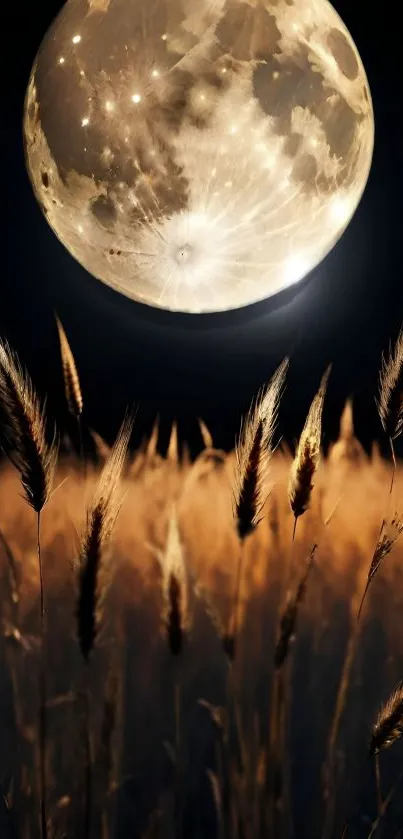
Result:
[24, 0, 374, 313]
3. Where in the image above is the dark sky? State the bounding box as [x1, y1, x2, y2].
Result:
[2, 1, 402, 455]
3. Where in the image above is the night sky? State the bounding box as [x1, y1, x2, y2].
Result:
[2, 1, 402, 455]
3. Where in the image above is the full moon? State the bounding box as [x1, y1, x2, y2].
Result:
[24, 0, 374, 313]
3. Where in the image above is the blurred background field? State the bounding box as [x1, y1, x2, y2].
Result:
[1, 414, 403, 839]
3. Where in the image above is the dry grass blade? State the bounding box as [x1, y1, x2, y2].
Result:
[0, 340, 57, 512]
[55, 316, 83, 418]
[358, 514, 403, 619]
[289, 366, 331, 527]
[167, 421, 179, 463]
[198, 418, 213, 450]
[234, 358, 289, 540]
[77, 415, 133, 660]
[370, 684, 403, 755]
[160, 510, 188, 656]
[274, 544, 318, 669]
[340, 398, 354, 440]
[145, 416, 159, 461]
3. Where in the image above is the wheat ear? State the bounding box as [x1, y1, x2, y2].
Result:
[234, 357, 289, 541]
[377, 328, 403, 494]
[288, 366, 331, 538]
[0, 341, 57, 513]
[358, 514, 403, 620]
[55, 315, 83, 418]
[370, 684, 403, 755]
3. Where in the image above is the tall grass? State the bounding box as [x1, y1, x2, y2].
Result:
[0, 340, 57, 839]
[1, 338, 403, 837]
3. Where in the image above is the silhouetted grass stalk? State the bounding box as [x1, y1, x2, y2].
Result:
[357, 514, 403, 621]
[232, 359, 289, 659]
[377, 327, 403, 497]
[157, 510, 188, 838]
[82, 674, 93, 839]
[0, 341, 58, 839]
[36, 512, 48, 839]
[375, 753, 382, 816]
[367, 765, 403, 839]
[321, 603, 361, 839]
[278, 361, 329, 833]
[288, 366, 330, 540]
[174, 662, 183, 839]
[76, 417, 132, 838]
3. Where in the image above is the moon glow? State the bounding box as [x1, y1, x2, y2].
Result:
[24, 0, 374, 313]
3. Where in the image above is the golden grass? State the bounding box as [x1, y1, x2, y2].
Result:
[2, 321, 403, 838]
[1, 434, 403, 837]
[55, 317, 83, 420]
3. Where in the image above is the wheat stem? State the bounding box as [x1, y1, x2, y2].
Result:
[175, 674, 181, 767]
[230, 542, 245, 662]
[321, 622, 360, 839]
[375, 753, 382, 815]
[174, 663, 183, 839]
[367, 766, 403, 839]
[83, 671, 92, 839]
[37, 511, 47, 839]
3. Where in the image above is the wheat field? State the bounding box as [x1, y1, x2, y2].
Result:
[1, 332, 403, 839]
[0, 426, 403, 838]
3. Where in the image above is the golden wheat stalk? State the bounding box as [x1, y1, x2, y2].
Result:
[0, 341, 57, 513]
[370, 684, 403, 755]
[377, 328, 403, 493]
[228, 359, 288, 662]
[76, 416, 132, 660]
[288, 366, 331, 537]
[234, 357, 289, 541]
[76, 415, 132, 839]
[55, 316, 83, 418]
[357, 514, 403, 620]
[0, 339, 58, 839]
